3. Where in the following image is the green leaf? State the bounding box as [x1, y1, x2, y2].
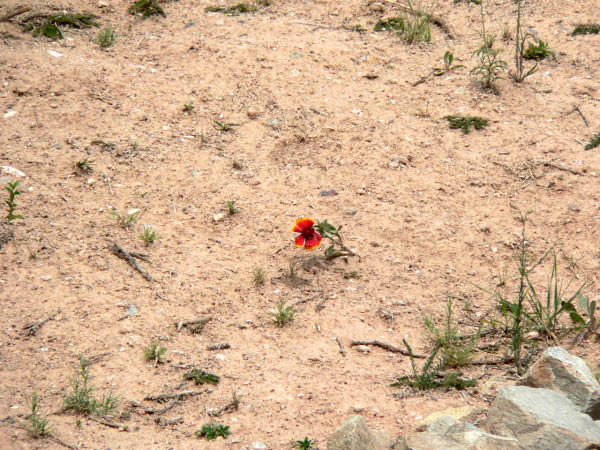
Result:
[570, 311, 585, 325]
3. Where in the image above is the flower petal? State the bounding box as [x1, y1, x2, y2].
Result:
[292, 217, 315, 233]
[303, 232, 322, 250]
[295, 235, 306, 248]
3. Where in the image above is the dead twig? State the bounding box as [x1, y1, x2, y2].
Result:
[132, 399, 179, 415]
[0, 6, 31, 22]
[144, 390, 204, 403]
[570, 105, 590, 127]
[207, 392, 239, 417]
[337, 337, 346, 356]
[110, 242, 152, 281]
[22, 309, 60, 336]
[207, 343, 231, 351]
[350, 340, 426, 358]
[175, 317, 211, 333]
[155, 416, 184, 427]
[88, 416, 129, 431]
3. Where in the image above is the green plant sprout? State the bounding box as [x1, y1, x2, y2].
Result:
[272, 300, 295, 326]
[5, 181, 23, 222]
[196, 423, 231, 440]
[433, 51, 465, 76]
[584, 132, 600, 151]
[184, 369, 220, 385]
[226, 200, 238, 215]
[295, 437, 316, 450]
[64, 356, 119, 416]
[523, 38, 553, 60]
[253, 267, 265, 286]
[26, 392, 52, 438]
[97, 24, 115, 48]
[143, 341, 166, 364]
[139, 225, 157, 245]
[444, 115, 488, 134]
[110, 208, 140, 229]
[213, 119, 239, 132]
[75, 158, 94, 172]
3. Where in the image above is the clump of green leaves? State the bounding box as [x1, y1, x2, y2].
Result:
[433, 51, 465, 76]
[392, 339, 475, 390]
[5, 181, 23, 222]
[110, 208, 140, 229]
[139, 225, 157, 245]
[571, 24, 600, 36]
[129, 0, 165, 18]
[196, 423, 231, 440]
[253, 267, 265, 286]
[314, 220, 356, 260]
[523, 38, 553, 60]
[75, 158, 94, 172]
[143, 341, 166, 364]
[351, 24, 366, 33]
[295, 437, 317, 450]
[584, 131, 600, 151]
[64, 356, 119, 416]
[272, 300, 295, 326]
[183, 103, 194, 113]
[23, 13, 99, 40]
[97, 24, 115, 48]
[425, 298, 479, 368]
[374, 17, 405, 32]
[444, 115, 488, 134]
[26, 393, 52, 438]
[226, 200, 238, 215]
[184, 369, 220, 385]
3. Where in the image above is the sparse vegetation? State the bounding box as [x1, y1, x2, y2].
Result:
[97, 24, 115, 48]
[509, 0, 538, 82]
[204, 2, 267, 15]
[374, 17, 406, 32]
[350, 24, 366, 33]
[110, 208, 141, 229]
[183, 103, 195, 113]
[272, 299, 295, 326]
[523, 38, 553, 60]
[471, 0, 506, 88]
[5, 181, 23, 222]
[571, 23, 600, 36]
[184, 369, 220, 385]
[399, 5, 432, 44]
[253, 267, 265, 286]
[23, 13, 99, 40]
[226, 200, 238, 215]
[584, 131, 600, 151]
[64, 356, 119, 416]
[26, 393, 52, 438]
[196, 423, 231, 440]
[143, 340, 166, 364]
[295, 437, 317, 450]
[75, 158, 94, 172]
[139, 225, 158, 245]
[444, 115, 488, 134]
[433, 51, 465, 76]
[128, 0, 166, 18]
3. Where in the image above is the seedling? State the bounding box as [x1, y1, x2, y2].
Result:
[64, 356, 119, 416]
[471, 1, 506, 88]
[110, 208, 140, 229]
[226, 200, 238, 215]
[128, 0, 166, 18]
[444, 115, 488, 134]
[523, 38, 553, 60]
[295, 437, 316, 450]
[75, 158, 94, 172]
[433, 51, 465, 76]
[272, 300, 295, 327]
[143, 341, 166, 364]
[183, 103, 194, 113]
[5, 181, 23, 222]
[374, 17, 405, 32]
[23, 13, 99, 40]
[509, 0, 538, 82]
[350, 24, 366, 33]
[205, 3, 257, 14]
[571, 24, 600, 36]
[213, 119, 239, 132]
[184, 369, 220, 385]
[26, 392, 52, 438]
[139, 225, 157, 245]
[196, 423, 231, 440]
[253, 267, 265, 286]
[584, 132, 600, 151]
[97, 24, 115, 48]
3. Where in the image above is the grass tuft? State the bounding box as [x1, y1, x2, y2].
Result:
[97, 24, 115, 48]
[571, 24, 600, 36]
[143, 341, 166, 364]
[272, 300, 295, 326]
[64, 356, 119, 416]
[26, 393, 52, 438]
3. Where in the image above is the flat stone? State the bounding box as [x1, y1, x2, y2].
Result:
[416, 406, 478, 429]
[328, 415, 393, 450]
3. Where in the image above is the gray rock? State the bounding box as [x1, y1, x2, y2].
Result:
[486, 385, 600, 450]
[519, 346, 600, 419]
[328, 415, 394, 450]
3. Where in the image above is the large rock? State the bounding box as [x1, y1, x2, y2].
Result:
[519, 346, 600, 419]
[327, 415, 394, 450]
[486, 385, 600, 450]
[401, 416, 524, 450]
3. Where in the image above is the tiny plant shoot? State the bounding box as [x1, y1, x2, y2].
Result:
[5, 181, 23, 222]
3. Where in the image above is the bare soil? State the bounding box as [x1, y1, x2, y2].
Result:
[1, 0, 599, 448]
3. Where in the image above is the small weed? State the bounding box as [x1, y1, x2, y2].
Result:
[213, 119, 239, 132]
[571, 24, 600, 36]
[23, 13, 99, 40]
[253, 267, 265, 286]
[26, 393, 52, 438]
[523, 39, 553, 60]
[313, 219, 356, 260]
[392, 339, 475, 390]
[295, 437, 316, 450]
[128, 0, 166, 18]
[584, 132, 600, 151]
[205, 3, 259, 15]
[143, 341, 166, 364]
[139, 225, 158, 245]
[184, 369, 220, 385]
[91, 139, 115, 150]
[183, 103, 194, 113]
[5, 181, 23, 222]
[433, 51, 465, 76]
[272, 300, 295, 327]
[350, 24, 366, 33]
[97, 24, 115, 48]
[196, 423, 231, 440]
[444, 115, 488, 134]
[576, 293, 597, 332]
[471, 1, 506, 88]
[509, 0, 538, 82]
[75, 158, 94, 172]
[64, 356, 119, 416]
[501, 23, 512, 41]
[110, 208, 140, 229]
[343, 271, 361, 279]
[226, 200, 238, 215]
[400, 11, 431, 44]
[374, 17, 405, 32]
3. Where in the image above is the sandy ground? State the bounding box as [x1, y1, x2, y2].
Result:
[1, 0, 600, 448]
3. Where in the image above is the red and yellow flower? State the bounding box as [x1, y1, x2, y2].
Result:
[292, 218, 322, 250]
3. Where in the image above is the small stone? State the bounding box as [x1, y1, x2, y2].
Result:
[47, 50, 62, 58]
[319, 189, 337, 197]
[190, 169, 200, 177]
[267, 118, 281, 129]
[247, 107, 261, 120]
[353, 405, 366, 413]
[356, 345, 371, 354]
[345, 208, 357, 216]
[1, 166, 25, 177]
[215, 353, 226, 361]
[127, 208, 140, 216]
[252, 442, 267, 449]
[524, 330, 540, 340]
[370, 2, 385, 13]
[213, 212, 225, 223]
[87, 178, 95, 185]
[3, 110, 16, 119]
[40, 275, 52, 281]
[12, 85, 30, 96]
